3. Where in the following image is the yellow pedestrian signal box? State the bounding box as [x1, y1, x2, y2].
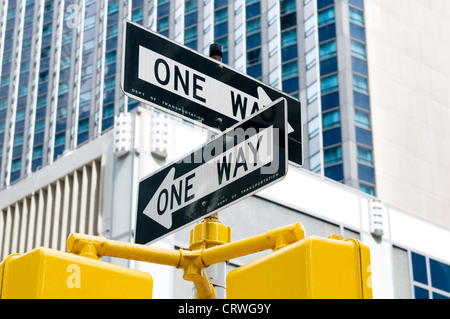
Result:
[226, 235, 372, 299]
[0, 247, 153, 299]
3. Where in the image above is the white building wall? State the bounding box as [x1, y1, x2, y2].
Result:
[365, 0, 450, 228]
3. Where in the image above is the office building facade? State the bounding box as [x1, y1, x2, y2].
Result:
[0, 0, 374, 195]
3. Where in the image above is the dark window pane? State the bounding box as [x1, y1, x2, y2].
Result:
[281, 12, 296, 29]
[322, 127, 341, 147]
[320, 56, 338, 76]
[358, 164, 374, 184]
[356, 127, 373, 147]
[317, 0, 334, 10]
[412, 252, 428, 284]
[246, 3, 260, 19]
[318, 24, 336, 43]
[430, 259, 450, 293]
[353, 91, 370, 111]
[321, 91, 339, 111]
[350, 23, 366, 42]
[352, 57, 368, 75]
[414, 286, 429, 299]
[325, 164, 343, 181]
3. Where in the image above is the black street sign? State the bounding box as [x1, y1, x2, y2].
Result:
[121, 21, 302, 167]
[135, 98, 288, 245]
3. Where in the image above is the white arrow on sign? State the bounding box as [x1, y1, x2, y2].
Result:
[138, 46, 294, 134]
[142, 125, 275, 229]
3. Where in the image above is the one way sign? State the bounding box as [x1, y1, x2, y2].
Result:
[122, 21, 302, 167]
[135, 98, 288, 245]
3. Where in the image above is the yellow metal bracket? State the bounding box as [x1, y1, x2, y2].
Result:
[66, 221, 305, 299]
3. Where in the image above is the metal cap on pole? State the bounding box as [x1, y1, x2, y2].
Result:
[209, 43, 223, 62]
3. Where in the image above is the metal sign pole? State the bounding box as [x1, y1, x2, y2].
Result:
[194, 43, 227, 299]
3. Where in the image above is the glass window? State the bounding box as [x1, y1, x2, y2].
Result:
[185, 26, 197, 43]
[78, 118, 89, 133]
[1, 74, 10, 87]
[351, 40, 366, 60]
[158, 2, 170, 17]
[84, 15, 96, 30]
[83, 40, 94, 53]
[79, 91, 91, 106]
[357, 145, 373, 166]
[412, 253, 428, 285]
[318, 7, 335, 26]
[108, 0, 119, 13]
[33, 145, 43, 160]
[280, 0, 296, 15]
[414, 286, 429, 299]
[105, 50, 116, 65]
[353, 74, 368, 94]
[349, 7, 364, 27]
[185, 0, 198, 14]
[18, 85, 27, 97]
[325, 164, 343, 181]
[246, 32, 261, 49]
[21, 60, 30, 73]
[430, 259, 450, 293]
[282, 77, 299, 93]
[281, 29, 296, 48]
[58, 82, 69, 95]
[60, 56, 71, 69]
[359, 183, 375, 196]
[319, 40, 336, 60]
[107, 24, 118, 39]
[282, 60, 298, 79]
[350, 23, 365, 42]
[104, 76, 115, 91]
[11, 158, 21, 172]
[55, 132, 65, 147]
[14, 133, 23, 146]
[103, 103, 115, 118]
[184, 11, 197, 27]
[0, 97, 7, 110]
[215, 7, 227, 24]
[62, 32, 72, 45]
[34, 120, 45, 134]
[42, 23, 52, 36]
[247, 48, 261, 65]
[323, 109, 340, 129]
[321, 74, 338, 93]
[246, 63, 261, 79]
[324, 145, 342, 166]
[281, 12, 296, 30]
[7, 7, 16, 19]
[15, 108, 26, 121]
[355, 109, 371, 129]
[246, 17, 260, 35]
[246, 2, 260, 20]
[132, 8, 143, 21]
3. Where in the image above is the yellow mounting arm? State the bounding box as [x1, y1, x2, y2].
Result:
[67, 222, 305, 299]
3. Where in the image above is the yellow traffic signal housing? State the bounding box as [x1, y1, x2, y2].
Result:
[0, 247, 153, 299]
[226, 235, 372, 299]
